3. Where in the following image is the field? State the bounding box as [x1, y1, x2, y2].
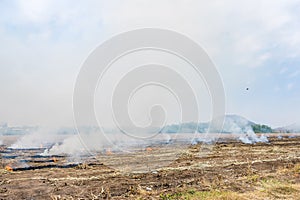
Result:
[1, 135, 300, 199]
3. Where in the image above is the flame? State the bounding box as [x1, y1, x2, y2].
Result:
[5, 165, 13, 172]
[52, 157, 58, 163]
[106, 148, 112, 155]
[146, 147, 153, 152]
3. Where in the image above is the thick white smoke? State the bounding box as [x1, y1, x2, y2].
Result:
[42, 131, 173, 156]
[221, 115, 269, 144]
[9, 128, 68, 149]
[238, 131, 268, 144]
[42, 135, 84, 156]
[8, 115, 270, 159]
[42, 116, 270, 157]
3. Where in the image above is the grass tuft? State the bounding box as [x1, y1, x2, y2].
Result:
[160, 190, 245, 200]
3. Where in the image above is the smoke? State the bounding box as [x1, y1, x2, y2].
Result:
[221, 115, 269, 144]
[8, 115, 271, 160]
[238, 132, 268, 144]
[196, 115, 269, 144]
[42, 131, 173, 156]
[191, 134, 216, 145]
[42, 135, 84, 156]
[9, 127, 69, 149]
[0, 128, 3, 145]
[43, 115, 270, 157]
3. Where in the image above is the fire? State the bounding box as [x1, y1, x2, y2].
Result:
[52, 157, 58, 163]
[106, 148, 112, 155]
[5, 165, 13, 172]
[146, 147, 153, 152]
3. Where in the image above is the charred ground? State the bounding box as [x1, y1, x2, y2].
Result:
[1, 136, 300, 199]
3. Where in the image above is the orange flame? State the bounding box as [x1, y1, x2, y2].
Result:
[106, 148, 112, 155]
[146, 147, 153, 152]
[5, 165, 13, 172]
[52, 157, 58, 163]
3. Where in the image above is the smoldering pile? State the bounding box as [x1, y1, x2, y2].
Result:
[1, 145, 80, 171]
[1, 129, 98, 171]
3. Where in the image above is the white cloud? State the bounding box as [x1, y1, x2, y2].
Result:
[287, 83, 294, 90]
[251, 52, 272, 68]
[280, 67, 288, 74]
[16, 0, 52, 23]
[274, 86, 281, 92]
[289, 70, 300, 78]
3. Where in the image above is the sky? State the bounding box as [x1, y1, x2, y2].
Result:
[0, 0, 300, 128]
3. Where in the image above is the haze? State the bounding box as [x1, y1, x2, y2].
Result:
[0, 0, 299, 128]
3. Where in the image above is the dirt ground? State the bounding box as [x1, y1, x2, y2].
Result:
[1, 135, 300, 199]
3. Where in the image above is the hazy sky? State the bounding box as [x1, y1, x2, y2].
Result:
[0, 0, 300, 127]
